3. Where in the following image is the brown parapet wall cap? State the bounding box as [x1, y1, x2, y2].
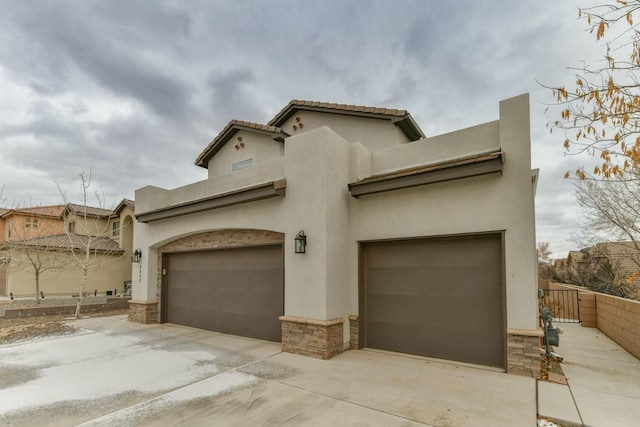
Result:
[136, 179, 286, 223]
[348, 150, 503, 198]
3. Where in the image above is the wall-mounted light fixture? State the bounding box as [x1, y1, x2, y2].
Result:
[294, 230, 307, 254]
[133, 249, 142, 263]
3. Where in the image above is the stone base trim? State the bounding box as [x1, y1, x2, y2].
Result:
[348, 315, 359, 349]
[280, 316, 344, 359]
[507, 329, 543, 379]
[129, 300, 159, 324]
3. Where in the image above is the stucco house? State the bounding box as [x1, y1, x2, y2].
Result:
[0, 205, 66, 243]
[130, 94, 540, 377]
[0, 200, 135, 297]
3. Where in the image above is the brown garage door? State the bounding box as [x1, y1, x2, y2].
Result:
[163, 244, 283, 342]
[362, 234, 504, 368]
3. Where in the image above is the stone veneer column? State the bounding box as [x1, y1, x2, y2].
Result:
[129, 301, 159, 324]
[507, 329, 543, 378]
[280, 316, 344, 359]
[348, 315, 359, 349]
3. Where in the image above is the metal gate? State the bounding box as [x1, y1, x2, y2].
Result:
[541, 289, 581, 323]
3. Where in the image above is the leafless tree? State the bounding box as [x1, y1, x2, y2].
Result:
[543, 247, 638, 299]
[0, 216, 71, 304]
[57, 171, 122, 318]
[574, 168, 640, 250]
[537, 242, 553, 263]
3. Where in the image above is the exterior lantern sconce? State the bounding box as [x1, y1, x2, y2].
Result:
[133, 249, 142, 263]
[294, 230, 307, 254]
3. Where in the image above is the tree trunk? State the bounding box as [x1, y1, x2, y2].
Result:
[75, 256, 89, 319]
[35, 270, 40, 305]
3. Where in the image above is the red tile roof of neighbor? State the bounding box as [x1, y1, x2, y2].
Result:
[4, 233, 124, 253]
[0, 205, 66, 219]
[112, 199, 135, 216]
[65, 203, 114, 218]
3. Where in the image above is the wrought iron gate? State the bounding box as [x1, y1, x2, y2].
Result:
[541, 289, 581, 323]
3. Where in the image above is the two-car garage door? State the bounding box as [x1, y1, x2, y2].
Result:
[362, 234, 505, 368]
[162, 234, 504, 368]
[162, 244, 283, 342]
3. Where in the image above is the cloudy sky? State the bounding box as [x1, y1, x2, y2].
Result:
[0, 1, 606, 257]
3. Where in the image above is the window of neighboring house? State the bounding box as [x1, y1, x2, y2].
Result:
[232, 158, 253, 171]
[33, 218, 38, 228]
[7, 220, 11, 238]
[25, 217, 31, 228]
[68, 221, 75, 233]
[112, 221, 120, 237]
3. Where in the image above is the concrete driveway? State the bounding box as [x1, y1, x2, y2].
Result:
[0, 316, 536, 426]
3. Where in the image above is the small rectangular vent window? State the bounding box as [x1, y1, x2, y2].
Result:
[232, 158, 253, 171]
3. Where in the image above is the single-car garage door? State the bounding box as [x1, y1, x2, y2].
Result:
[163, 244, 284, 342]
[362, 234, 504, 368]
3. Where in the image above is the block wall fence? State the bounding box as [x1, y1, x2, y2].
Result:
[539, 280, 640, 360]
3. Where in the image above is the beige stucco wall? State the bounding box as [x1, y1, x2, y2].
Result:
[371, 120, 500, 174]
[65, 213, 111, 237]
[348, 95, 537, 330]
[112, 206, 135, 251]
[6, 250, 131, 297]
[136, 157, 286, 215]
[133, 93, 538, 347]
[1, 214, 65, 242]
[279, 111, 412, 152]
[207, 130, 284, 179]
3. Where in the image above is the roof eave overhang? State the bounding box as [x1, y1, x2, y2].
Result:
[136, 178, 287, 223]
[348, 151, 503, 198]
[269, 105, 425, 141]
[392, 114, 425, 141]
[195, 127, 287, 169]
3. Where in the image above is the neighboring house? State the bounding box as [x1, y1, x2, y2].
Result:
[589, 242, 640, 286]
[0, 200, 135, 297]
[131, 94, 539, 378]
[552, 243, 640, 298]
[566, 250, 586, 270]
[0, 205, 66, 243]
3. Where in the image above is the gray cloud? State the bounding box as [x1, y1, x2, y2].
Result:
[0, 0, 609, 256]
[0, 1, 193, 119]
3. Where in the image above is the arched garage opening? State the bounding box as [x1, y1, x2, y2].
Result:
[157, 229, 285, 342]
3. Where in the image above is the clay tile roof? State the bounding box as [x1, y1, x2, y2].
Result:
[1, 205, 66, 219]
[112, 198, 135, 216]
[65, 203, 114, 218]
[195, 119, 288, 168]
[3, 233, 124, 253]
[268, 99, 425, 141]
